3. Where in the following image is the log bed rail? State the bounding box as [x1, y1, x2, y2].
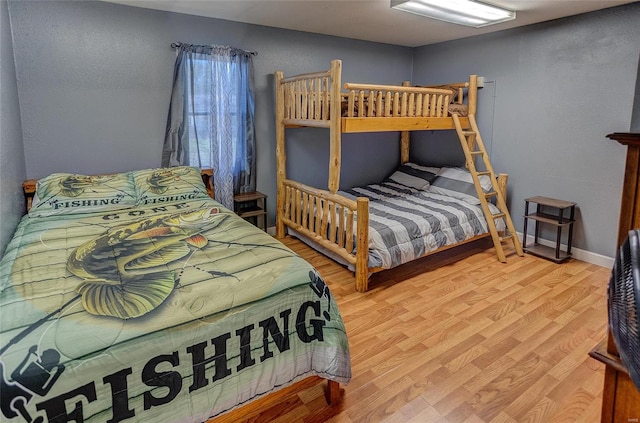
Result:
[279, 175, 508, 292]
[275, 59, 477, 193]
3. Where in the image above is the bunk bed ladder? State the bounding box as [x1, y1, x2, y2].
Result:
[452, 114, 524, 262]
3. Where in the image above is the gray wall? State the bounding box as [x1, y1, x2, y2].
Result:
[0, 0, 26, 256]
[7, 0, 412, 226]
[4, 0, 640, 259]
[412, 4, 640, 258]
[632, 53, 640, 133]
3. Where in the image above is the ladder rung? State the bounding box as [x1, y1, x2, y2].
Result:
[477, 171, 491, 177]
[484, 191, 497, 198]
[492, 212, 506, 220]
[463, 131, 475, 136]
[470, 151, 484, 156]
[500, 234, 513, 242]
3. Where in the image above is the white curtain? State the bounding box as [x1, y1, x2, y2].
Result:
[162, 44, 256, 209]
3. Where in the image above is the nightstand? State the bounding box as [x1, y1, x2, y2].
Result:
[234, 191, 267, 231]
[523, 196, 576, 263]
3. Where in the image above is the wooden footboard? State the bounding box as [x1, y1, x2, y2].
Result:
[278, 179, 371, 292]
[278, 174, 510, 293]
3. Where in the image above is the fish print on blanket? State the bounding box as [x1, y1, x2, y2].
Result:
[56, 175, 117, 198]
[67, 207, 224, 319]
[145, 167, 192, 194]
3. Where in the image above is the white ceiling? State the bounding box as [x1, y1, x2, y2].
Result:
[103, 0, 637, 47]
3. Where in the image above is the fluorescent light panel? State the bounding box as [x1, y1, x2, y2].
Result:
[391, 0, 516, 27]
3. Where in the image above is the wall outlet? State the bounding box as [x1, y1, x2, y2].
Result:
[477, 76, 485, 88]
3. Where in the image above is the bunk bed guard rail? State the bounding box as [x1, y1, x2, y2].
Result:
[280, 179, 370, 292]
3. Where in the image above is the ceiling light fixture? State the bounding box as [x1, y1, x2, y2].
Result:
[391, 0, 516, 28]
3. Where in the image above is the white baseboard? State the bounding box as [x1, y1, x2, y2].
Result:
[518, 232, 614, 269]
[267, 226, 276, 236]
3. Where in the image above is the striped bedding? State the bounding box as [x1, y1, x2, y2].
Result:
[341, 181, 505, 269]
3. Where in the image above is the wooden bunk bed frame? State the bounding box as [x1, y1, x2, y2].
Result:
[275, 60, 523, 292]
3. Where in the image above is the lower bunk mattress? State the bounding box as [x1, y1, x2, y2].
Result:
[340, 181, 506, 269]
[0, 198, 351, 423]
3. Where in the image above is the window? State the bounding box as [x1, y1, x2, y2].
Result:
[163, 44, 256, 209]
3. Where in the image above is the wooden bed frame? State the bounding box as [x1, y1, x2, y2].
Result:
[274, 60, 521, 292]
[20, 168, 342, 419]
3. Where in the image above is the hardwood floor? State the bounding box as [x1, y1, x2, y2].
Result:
[214, 236, 610, 423]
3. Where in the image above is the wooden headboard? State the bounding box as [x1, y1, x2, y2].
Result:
[23, 168, 214, 213]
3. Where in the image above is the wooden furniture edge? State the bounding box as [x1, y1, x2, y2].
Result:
[607, 132, 640, 146]
[207, 377, 342, 423]
[591, 132, 640, 423]
[607, 133, 640, 355]
[589, 339, 629, 374]
[200, 168, 215, 200]
[22, 168, 215, 214]
[22, 179, 36, 213]
[275, 68, 287, 239]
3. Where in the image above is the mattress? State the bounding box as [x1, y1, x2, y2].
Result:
[0, 198, 350, 423]
[341, 181, 505, 269]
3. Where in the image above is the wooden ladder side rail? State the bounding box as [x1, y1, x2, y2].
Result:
[466, 115, 522, 258]
[452, 113, 523, 262]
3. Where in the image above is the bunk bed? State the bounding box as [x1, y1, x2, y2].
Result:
[0, 167, 350, 423]
[274, 60, 523, 293]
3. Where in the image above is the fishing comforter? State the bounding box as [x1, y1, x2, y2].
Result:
[0, 198, 351, 423]
[341, 182, 506, 269]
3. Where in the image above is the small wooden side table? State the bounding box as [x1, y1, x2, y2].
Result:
[523, 196, 576, 263]
[234, 191, 267, 231]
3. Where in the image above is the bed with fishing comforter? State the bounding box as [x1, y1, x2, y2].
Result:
[0, 166, 351, 423]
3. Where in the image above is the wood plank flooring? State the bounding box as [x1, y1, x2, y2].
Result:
[213, 236, 610, 423]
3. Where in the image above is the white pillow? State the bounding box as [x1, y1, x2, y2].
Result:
[387, 163, 440, 190]
[429, 167, 493, 205]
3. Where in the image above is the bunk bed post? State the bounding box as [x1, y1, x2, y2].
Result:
[328, 60, 342, 193]
[400, 80, 411, 164]
[355, 197, 369, 292]
[468, 75, 478, 116]
[497, 173, 508, 201]
[400, 131, 410, 164]
[275, 70, 287, 239]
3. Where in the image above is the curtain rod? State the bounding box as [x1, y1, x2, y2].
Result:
[171, 42, 257, 56]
